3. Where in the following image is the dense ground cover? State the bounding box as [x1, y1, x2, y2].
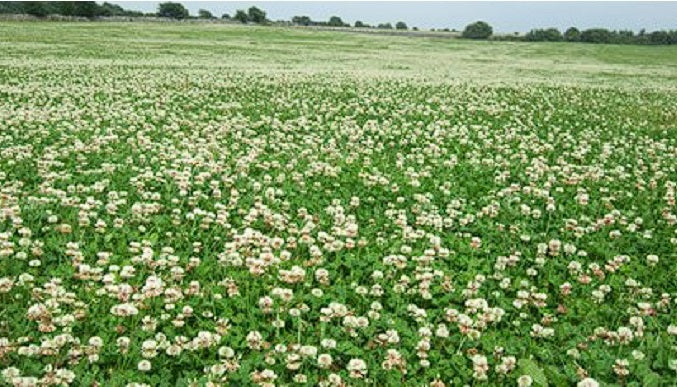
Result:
[0, 22, 676, 386]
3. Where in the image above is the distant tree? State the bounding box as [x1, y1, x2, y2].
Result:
[580, 28, 612, 43]
[354, 20, 366, 28]
[198, 9, 214, 19]
[648, 30, 671, 45]
[395, 21, 407, 30]
[524, 28, 562, 42]
[670, 30, 677, 45]
[0, 2, 23, 14]
[98, 2, 143, 17]
[157, 2, 188, 19]
[545, 27, 563, 41]
[327, 16, 346, 27]
[98, 2, 123, 16]
[221, 13, 231, 20]
[462, 21, 493, 39]
[377, 23, 393, 30]
[412, 26, 419, 31]
[292, 15, 312, 26]
[23, 1, 48, 17]
[72, 1, 98, 18]
[234, 9, 248, 23]
[54, 1, 76, 16]
[564, 27, 580, 42]
[2, 0, 147, 17]
[247, 6, 266, 23]
[615, 29, 635, 44]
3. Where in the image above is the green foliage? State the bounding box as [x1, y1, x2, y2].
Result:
[198, 9, 214, 19]
[0, 20, 676, 386]
[525, 28, 563, 42]
[564, 27, 580, 42]
[462, 21, 493, 39]
[292, 15, 312, 26]
[157, 2, 189, 20]
[395, 21, 407, 30]
[22, 1, 47, 17]
[234, 9, 247, 23]
[518, 359, 548, 386]
[501, 27, 677, 46]
[327, 16, 347, 27]
[97, 2, 144, 17]
[247, 6, 266, 24]
[580, 28, 613, 44]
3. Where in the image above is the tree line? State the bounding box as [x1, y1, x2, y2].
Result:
[520, 26, 677, 45]
[453, 21, 677, 46]
[0, 1, 145, 18]
[2, 2, 675, 46]
[290, 15, 412, 30]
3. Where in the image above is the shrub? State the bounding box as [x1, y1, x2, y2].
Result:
[462, 21, 493, 39]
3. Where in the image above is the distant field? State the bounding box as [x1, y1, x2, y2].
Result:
[0, 22, 676, 386]
[1, 22, 677, 87]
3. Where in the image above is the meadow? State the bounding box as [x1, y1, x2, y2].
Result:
[0, 21, 676, 386]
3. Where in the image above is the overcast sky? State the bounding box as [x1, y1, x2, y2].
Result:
[112, 2, 677, 33]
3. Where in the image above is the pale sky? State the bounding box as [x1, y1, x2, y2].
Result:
[112, 2, 677, 33]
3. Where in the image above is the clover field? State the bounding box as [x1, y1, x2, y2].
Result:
[0, 21, 677, 386]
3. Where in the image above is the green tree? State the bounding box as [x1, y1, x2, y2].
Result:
[377, 23, 393, 30]
[327, 16, 346, 27]
[157, 2, 188, 20]
[234, 9, 248, 23]
[292, 15, 312, 26]
[564, 27, 581, 42]
[580, 28, 612, 43]
[198, 9, 214, 19]
[354, 20, 366, 28]
[98, 2, 125, 16]
[98, 2, 143, 17]
[524, 28, 563, 42]
[461, 21, 493, 39]
[247, 6, 266, 23]
[72, 2, 99, 18]
[395, 21, 407, 30]
[23, 1, 48, 17]
[0, 2, 24, 14]
[648, 30, 671, 45]
[54, 1, 75, 16]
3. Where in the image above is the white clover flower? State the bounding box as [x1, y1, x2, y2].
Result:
[346, 358, 367, 378]
[577, 378, 599, 387]
[517, 375, 533, 386]
[668, 325, 677, 335]
[137, 360, 152, 372]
